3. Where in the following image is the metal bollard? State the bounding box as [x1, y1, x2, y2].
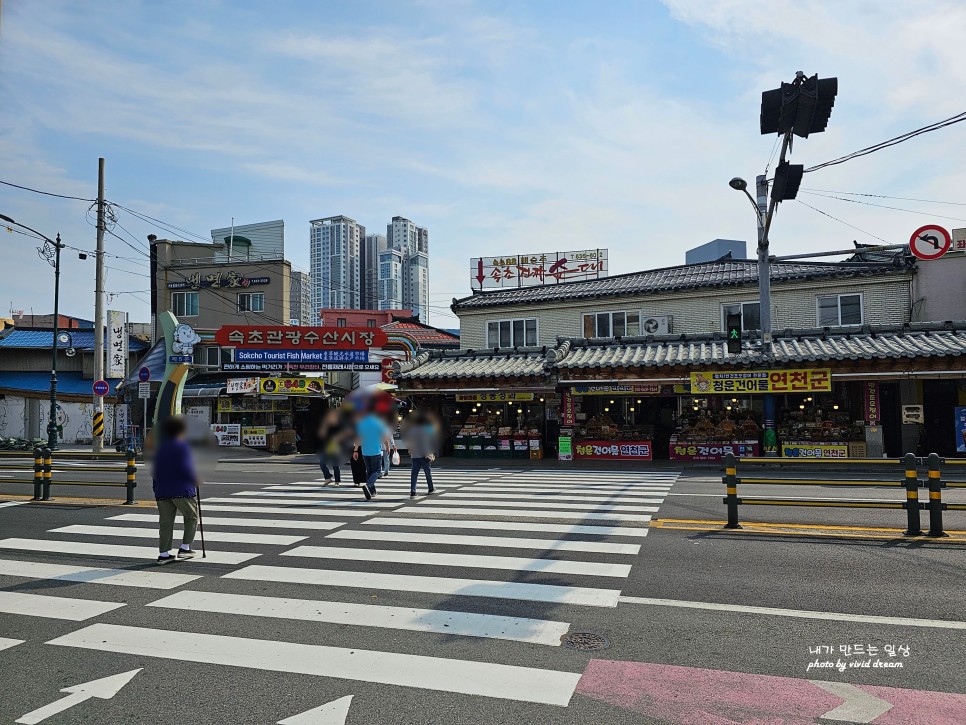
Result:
[41, 447, 52, 501]
[32, 447, 43, 501]
[723, 452, 741, 529]
[124, 448, 137, 505]
[902, 453, 920, 536]
[926, 453, 947, 537]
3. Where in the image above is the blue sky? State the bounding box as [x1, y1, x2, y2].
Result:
[2, 0, 964, 327]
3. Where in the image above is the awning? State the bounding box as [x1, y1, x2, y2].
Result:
[118, 340, 166, 389]
[183, 385, 226, 398]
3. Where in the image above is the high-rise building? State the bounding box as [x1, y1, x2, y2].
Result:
[379, 216, 430, 320]
[309, 216, 363, 314]
[289, 270, 313, 326]
[361, 233, 387, 310]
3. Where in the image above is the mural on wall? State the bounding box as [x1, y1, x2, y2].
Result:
[37, 401, 119, 444]
[0, 397, 26, 438]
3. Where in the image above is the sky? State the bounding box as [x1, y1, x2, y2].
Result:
[1, 0, 965, 328]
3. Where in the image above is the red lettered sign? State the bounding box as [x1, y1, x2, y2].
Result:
[215, 326, 388, 350]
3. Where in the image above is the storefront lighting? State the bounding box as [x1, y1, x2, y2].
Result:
[630, 407, 635, 412]
[609, 399, 615, 404]
[833, 404, 839, 410]
[517, 408, 523, 414]
[539, 397, 544, 402]
[495, 410, 501, 415]
[806, 396, 813, 402]
[799, 404, 805, 410]
[726, 405, 732, 411]
[636, 399, 641, 404]
[731, 398, 737, 403]
[693, 405, 699, 411]
[455, 409, 460, 415]
[604, 407, 610, 412]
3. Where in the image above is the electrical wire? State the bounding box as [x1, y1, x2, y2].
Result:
[793, 199, 892, 244]
[797, 190, 966, 224]
[0, 178, 96, 202]
[800, 188, 966, 207]
[804, 110, 966, 173]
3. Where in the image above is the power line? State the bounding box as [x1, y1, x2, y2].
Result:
[800, 188, 966, 207]
[793, 199, 892, 244]
[798, 190, 966, 224]
[0, 178, 96, 202]
[805, 110, 966, 173]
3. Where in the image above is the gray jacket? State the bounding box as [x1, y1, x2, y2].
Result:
[405, 424, 436, 459]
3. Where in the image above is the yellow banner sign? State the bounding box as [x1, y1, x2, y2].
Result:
[781, 443, 849, 459]
[259, 377, 325, 395]
[690, 369, 831, 395]
[455, 392, 536, 403]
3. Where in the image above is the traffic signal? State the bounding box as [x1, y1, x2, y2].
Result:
[760, 73, 838, 137]
[770, 161, 804, 201]
[726, 314, 742, 354]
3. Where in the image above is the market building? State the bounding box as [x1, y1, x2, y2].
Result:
[397, 251, 966, 461]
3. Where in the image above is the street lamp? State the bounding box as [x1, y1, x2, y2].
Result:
[1, 214, 66, 450]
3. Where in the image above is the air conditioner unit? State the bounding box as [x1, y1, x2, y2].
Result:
[641, 315, 671, 335]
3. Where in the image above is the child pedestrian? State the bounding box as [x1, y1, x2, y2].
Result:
[152, 416, 201, 564]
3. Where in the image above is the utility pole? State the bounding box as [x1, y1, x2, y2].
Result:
[48, 235, 63, 451]
[92, 157, 106, 453]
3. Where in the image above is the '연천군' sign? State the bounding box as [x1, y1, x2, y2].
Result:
[690, 369, 831, 395]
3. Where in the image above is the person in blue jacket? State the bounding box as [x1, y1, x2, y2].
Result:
[152, 416, 201, 564]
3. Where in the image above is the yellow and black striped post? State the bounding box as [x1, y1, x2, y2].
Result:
[125, 448, 137, 505]
[41, 447, 52, 501]
[92, 411, 105, 439]
[32, 447, 43, 500]
[926, 453, 947, 538]
[902, 453, 920, 536]
[723, 452, 741, 529]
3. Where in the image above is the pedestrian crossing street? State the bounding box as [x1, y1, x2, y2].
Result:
[1, 467, 678, 708]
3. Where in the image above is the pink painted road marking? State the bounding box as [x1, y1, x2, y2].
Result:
[576, 660, 966, 725]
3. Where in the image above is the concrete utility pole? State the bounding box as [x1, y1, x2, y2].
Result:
[92, 158, 106, 453]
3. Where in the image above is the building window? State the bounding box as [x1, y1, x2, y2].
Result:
[204, 346, 220, 367]
[337, 318, 347, 327]
[237, 292, 264, 313]
[171, 291, 199, 317]
[367, 319, 376, 327]
[817, 294, 863, 326]
[486, 318, 537, 348]
[721, 301, 761, 331]
[583, 311, 640, 338]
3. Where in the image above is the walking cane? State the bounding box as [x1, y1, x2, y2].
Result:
[196, 484, 207, 558]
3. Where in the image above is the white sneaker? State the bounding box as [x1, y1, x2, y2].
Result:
[323, 479, 334, 486]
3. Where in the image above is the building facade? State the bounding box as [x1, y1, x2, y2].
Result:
[378, 216, 430, 320]
[362, 233, 387, 310]
[289, 270, 313, 326]
[210, 219, 285, 263]
[310, 216, 363, 313]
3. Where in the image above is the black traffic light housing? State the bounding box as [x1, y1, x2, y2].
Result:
[771, 161, 804, 201]
[726, 314, 742, 354]
[760, 73, 838, 137]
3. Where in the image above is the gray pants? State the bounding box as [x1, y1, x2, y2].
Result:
[157, 496, 199, 552]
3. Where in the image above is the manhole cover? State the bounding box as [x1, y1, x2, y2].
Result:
[561, 631, 610, 651]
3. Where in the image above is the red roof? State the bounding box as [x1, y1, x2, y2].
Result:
[382, 316, 460, 349]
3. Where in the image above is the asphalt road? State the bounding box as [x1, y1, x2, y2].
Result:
[1, 458, 964, 724]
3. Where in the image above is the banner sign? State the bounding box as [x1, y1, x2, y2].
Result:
[573, 439, 653, 461]
[210, 423, 241, 446]
[226, 377, 260, 394]
[670, 442, 759, 461]
[863, 381, 880, 424]
[217, 397, 289, 413]
[571, 384, 661, 396]
[235, 349, 368, 364]
[168, 272, 270, 290]
[561, 389, 575, 426]
[956, 407, 966, 453]
[781, 443, 849, 459]
[690, 369, 831, 395]
[455, 392, 535, 403]
[222, 361, 380, 373]
[107, 310, 129, 379]
[471, 249, 608, 290]
[259, 377, 324, 395]
[241, 426, 269, 447]
[215, 326, 387, 350]
[558, 436, 573, 461]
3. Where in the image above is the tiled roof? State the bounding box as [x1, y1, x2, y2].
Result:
[0, 372, 122, 395]
[452, 257, 910, 310]
[397, 347, 556, 380]
[382, 318, 460, 349]
[0, 329, 149, 351]
[557, 323, 966, 369]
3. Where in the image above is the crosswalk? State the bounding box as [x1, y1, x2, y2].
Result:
[1, 466, 678, 709]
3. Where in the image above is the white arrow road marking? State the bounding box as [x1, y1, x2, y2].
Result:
[16, 668, 142, 724]
[810, 680, 894, 723]
[278, 695, 353, 724]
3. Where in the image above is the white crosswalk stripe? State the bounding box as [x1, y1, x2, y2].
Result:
[22, 467, 679, 706]
[0, 637, 24, 651]
[0, 590, 125, 620]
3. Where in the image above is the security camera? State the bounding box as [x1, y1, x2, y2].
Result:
[729, 177, 748, 191]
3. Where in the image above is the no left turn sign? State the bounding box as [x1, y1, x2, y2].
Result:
[909, 224, 951, 260]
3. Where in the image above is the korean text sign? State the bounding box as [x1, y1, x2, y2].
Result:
[214, 326, 388, 350]
[690, 368, 832, 395]
[259, 377, 324, 395]
[573, 440, 652, 461]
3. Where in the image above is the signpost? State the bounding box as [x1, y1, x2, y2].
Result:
[470, 249, 608, 290]
[909, 224, 951, 260]
[92, 379, 109, 397]
[138, 367, 150, 383]
[138, 382, 151, 399]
